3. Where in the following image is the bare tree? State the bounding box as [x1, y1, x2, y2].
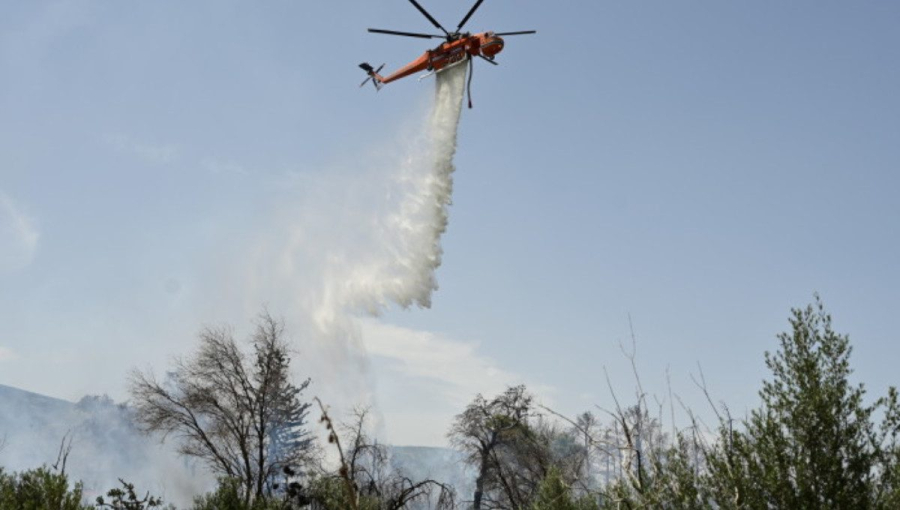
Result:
[130, 313, 314, 505]
[51, 431, 74, 475]
[541, 322, 711, 508]
[310, 403, 455, 510]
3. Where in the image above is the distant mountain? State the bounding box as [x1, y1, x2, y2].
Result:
[0, 384, 213, 507]
[0, 385, 474, 507]
[0, 384, 73, 463]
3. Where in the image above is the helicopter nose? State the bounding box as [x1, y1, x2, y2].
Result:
[480, 36, 504, 57]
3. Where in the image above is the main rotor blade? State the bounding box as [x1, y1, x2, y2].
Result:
[368, 28, 444, 39]
[495, 30, 537, 36]
[407, 0, 450, 36]
[457, 0, 484, 32]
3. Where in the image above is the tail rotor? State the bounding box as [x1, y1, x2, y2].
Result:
[359, 63, 386, 90]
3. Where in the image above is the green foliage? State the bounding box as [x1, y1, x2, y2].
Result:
[302, 476, 380, 510]
[587, 297, 900, 510]
[594, 432, 710, 509]
[0, 466, 92, 510]
[531, 468, 598, 510]
[300, 477, 346, 510]
[95, 479, 164, 509]
[189, 476, 386, 510]
[640, 437, 708, 509]
[702, 297, 898, 509]
[190, 478, 289, 510]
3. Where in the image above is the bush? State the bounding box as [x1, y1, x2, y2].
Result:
[95, 479, 166, 509]
[190, 478, 289, 510]
[531, 468, 598, 510]
[0, 466, 92, 510]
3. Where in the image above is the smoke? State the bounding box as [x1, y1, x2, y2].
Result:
[0, 387, 212, 507]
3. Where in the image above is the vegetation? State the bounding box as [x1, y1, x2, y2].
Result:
[190, 478, 287, 510]
[584, 297, 900, 509]
[94, 479, 166, 510]
[530, 468, 597, 510]
[0, 467, 92, 510]
[449, 385, 591, 509]
[3, 298, 899, 509]
[700, 298, 900, 509]
[129, 313, 314, 506]
[308, 402, 456, 509]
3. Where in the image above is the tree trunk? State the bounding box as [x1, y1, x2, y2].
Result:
[474, 452, 488, 510]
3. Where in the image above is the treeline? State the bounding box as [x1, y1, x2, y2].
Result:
[2, 298, 900, 509]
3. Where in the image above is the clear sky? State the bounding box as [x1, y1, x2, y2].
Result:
[1, 1, 899, 447]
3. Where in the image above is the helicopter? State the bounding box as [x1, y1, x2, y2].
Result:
[359, 0, 535, 108]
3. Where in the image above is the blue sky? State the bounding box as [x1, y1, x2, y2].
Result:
[1, 1, 899, 446]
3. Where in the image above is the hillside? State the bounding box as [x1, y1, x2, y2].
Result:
[0, 385, 472, 506]
[0, 384, 214, 505]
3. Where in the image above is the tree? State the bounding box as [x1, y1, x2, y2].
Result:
[449, 385, 534, 509]
[703, 297, 900, 508]
[130, 313, 314, 506]
[450, 385, 588, 510]
[497, 418, 591, 509]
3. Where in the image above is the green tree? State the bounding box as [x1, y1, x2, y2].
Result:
[705, 297, 900, 509]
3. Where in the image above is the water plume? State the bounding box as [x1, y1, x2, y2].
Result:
[317, 62, 467, 322]
[234, 62, 470, 412]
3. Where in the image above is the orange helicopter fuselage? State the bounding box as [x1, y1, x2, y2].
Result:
[376, 32, 504, 84]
